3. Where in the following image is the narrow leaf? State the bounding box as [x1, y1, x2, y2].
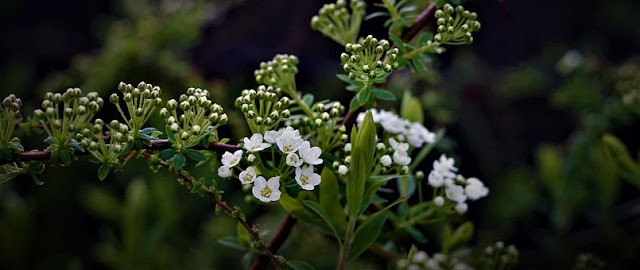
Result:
[320, 167, 346, 229]
[348, 213, 387, 260]
[172, 153, 186, 170]
[372, 88, 396, 101]
[185, 149, 206, 161]
[303, 200, 343, 245]
[97, 164, 110, 181]
[400, 91, 424, 123]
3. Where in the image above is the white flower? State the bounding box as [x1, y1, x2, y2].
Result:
[286, 152, 303, 167]
[247, 154, 256, 162]
[434, 196, 445, 206]
[433, 154, 457, 178]
[464, 177, 489, 200]
[243, 133, 271, 152]
[406, 122, 435, 147]
[338, 165, 349, 175]
[428, 170, 445, 187]
[221, 150, 243, 167]
[380, 112, 408, 134]
[388, 138, 409, 152]
[393, 150, 411, 166]
[264, 130, 280, 143]
[238, 166, 257, 185]
[380, 155, 392, 167]
[276, 129, 303, 153]
[295, 165, 321, 190]
[218, 166, 232, 178]
[252, 176, 281, 202]
[445, 184, 466, 203]
[412, 251, 428, 263]
[455, 202, 468, 213]
[298, 141, 323, 165]
[344, 143, 352, 152]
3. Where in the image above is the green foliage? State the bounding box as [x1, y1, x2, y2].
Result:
[311, 0, 366, 46]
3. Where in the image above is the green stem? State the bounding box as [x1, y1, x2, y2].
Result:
[403, 42, 439, 60]
[382, 0, 400, 19]
[336, 218, 356, 270]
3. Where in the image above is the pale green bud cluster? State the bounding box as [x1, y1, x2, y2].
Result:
[77, 119, 134, 167]
[434, 4, 481, 45]
[0, 94, 24, 158]
[161, 87, 227, 151]
[613, 63, 640, 107]
[235, 85, 291, 133]
[478, 242, 519, 270]
[311, 0, 366, 45]
[33, 88, 103, 164]
[111, 81, 163, 138]
[341, 35, 399, 81]
[254, 54, 299, 92]
[289, 101, 347, 151]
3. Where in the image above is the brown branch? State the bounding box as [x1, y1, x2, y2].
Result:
[249, 213, 298, 270]
[400, 3, 437, 42]
[140, 151, 281, 270]
[5, 139, 240, 165]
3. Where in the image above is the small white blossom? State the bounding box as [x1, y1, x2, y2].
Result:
[295, 165, 321, 190]
[243, 133, 271, 152]
[428, 170, 445, 187]
[388, 138, 409, 152]
[344, 143, 352, 152]
[433, 154, 457, 178]
[276, 129, 303, 153]
[406, 122, 435, 147]
[345, 155, 352, 163]
[252, 176, 281, 202]
[221, 150, 243, 167]
[445, 184, 467, 203]
[247, 154, 256, 162]
[218, 166, 232, 178]
[464, 177, 489, 200]
[286, 152, 303, 167]
[434, 196, 445, 206]
[455, 202, 468, 213]
[238, 166, 257, 185]
[298, 141, 323, 165]
[338, 165, 349, 175]
[393, 150, 411, 166]
[380, 155, 392, 167]
[412, 251, 428, 263]
[264, 130, 280, 143]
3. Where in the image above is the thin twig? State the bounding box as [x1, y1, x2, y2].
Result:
[4, 139, 240, 165]
[249, 213, 298, 270]
[140, 151, 281, 270]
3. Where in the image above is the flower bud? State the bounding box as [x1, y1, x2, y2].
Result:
[219, 114, 228, 125]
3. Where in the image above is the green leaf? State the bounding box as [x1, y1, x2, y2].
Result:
[442, 222, 474, 254]
[349, 96, 361, 111]
[303, 200, 343, 245]
[347, 112, 376, 218]
[236, 222, 252, 249]
[348, 213, 387, 260]
[364, 11, 390, 21]
[303, 94, 314, 106]
[356, 111, 376, 168]
[400, 91, 424, 123]
[165, 124, 176, 143]
[320, 167, 346, 229]
[217, 236, 247, 251]
[97, 164, 110, 181]
[372, 88, 396, 101]
[279, 193, 323, 226]
[360, 174, 403, 213]
[357, 88, 371, 106]
[159, 148, 176, 160]
[285, 184, 301, 198]
[184, 149, 206, 161]
[172, 153, 186, 170]
[336, 74, 353, 84]
[603, 133, 640, 185]
[285, 260, 316, 270]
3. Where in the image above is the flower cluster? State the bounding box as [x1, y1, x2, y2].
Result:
[427, 154, 489, 213]
[109, 81, 163, 142]
[33, 88, 103, 164]
[0, 95, 23, 159]
[160, 87, 227, 152]
[218, 127, 323, 202]
[478, 242, 519, 270]
[254, 54, 299, 92]
[288, 101, 347, 152]
[77, 119, 134, 180]
[397, 249, 472, 270]
[434, 4, 481, 45]
[357, 109, 435, 148]
[341, 35, 399, 82]
[235, 85, 291, 134]
[310, 0, 366, 46]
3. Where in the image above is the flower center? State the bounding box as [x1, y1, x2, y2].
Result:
[231, 158, 238, 164]
[261, 187, 272, 198]
[284, 145, 292, 152]
[300, 175, 308, 184]
[243, 173, 253, 182]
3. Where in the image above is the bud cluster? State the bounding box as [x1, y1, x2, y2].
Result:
[341, 35, 399, 82]
[254, 54, 299, 93]
[0, 94, 24, 159]
[397, 248, 472, 270]
[478, 242, 519, 270]
[310, 0, 366, 45]
[613, 63, 640, 107]
[77, 119, 134, 179]
[110, 81, 163, 139]
[160, 87, 227, 151]
[33, 88, 103, 164]
[434, 4, 481, 45]
[288, 101, 347, 152]
[235, 85, 291, 134]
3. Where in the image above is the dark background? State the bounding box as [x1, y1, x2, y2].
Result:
[1, 0, 639, 269]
